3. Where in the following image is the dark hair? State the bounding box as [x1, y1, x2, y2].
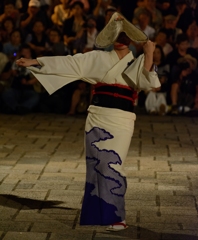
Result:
[4, 0, 15, 6]
[2, 16, 15, 30]
[19, 43, 31, 51]
[176, 33, 188, 45]
[155, 44, 165, 64]
[70, 1, 84, 9]
[48, 27, 63, 41]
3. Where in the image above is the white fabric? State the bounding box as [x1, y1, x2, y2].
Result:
[145, 91, 168, 113]
[28, 50, 160, 95]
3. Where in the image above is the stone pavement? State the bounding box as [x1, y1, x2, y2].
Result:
[0, 113, 198, 240]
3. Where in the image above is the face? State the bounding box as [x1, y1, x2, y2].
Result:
[164, 19, 176, 29]
[138, 13, 150, 27]
[105, 10, 115, 24]
[181, 67, 191, 77]
[177, 41, 189, 51]
[21, 48, 31, 59]
[4, 4, 15, 15]
[87, 18, 96, 28]
[3, 20, 14, 33]
[153, 47, 162, 62]
[186, 21, 198, 38]
[49, 30, 61, 43]
[114, 32, 131, 50]
[155, 32, 167, 46]
[72, 5, 83, 16]
[11, 31, 21, 45]
[33, 21, 44, 34]
[29, 6, 39, 15]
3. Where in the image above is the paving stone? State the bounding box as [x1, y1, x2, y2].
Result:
[3, 232, 48, 240]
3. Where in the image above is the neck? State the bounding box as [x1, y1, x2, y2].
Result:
[114, 47, 130, 59]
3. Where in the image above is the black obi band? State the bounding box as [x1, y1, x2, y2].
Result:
[91, 84, 137, 113]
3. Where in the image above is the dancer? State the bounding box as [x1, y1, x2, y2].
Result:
[16, 12, 160, 231]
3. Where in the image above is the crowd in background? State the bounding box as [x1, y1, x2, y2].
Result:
[0, 0, 198, 116]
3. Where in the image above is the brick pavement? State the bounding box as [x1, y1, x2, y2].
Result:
[0, 113, 198, 240]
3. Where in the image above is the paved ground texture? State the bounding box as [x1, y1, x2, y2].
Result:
[0, 113, 198, 240]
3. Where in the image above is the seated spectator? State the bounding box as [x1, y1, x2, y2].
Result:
[145, 44, 170, 115]
[0, 16, 15, 43]
[74, 15, 98, 53]
[63, 1, 86, 54]
[46, 27, 70, 56]
[186, 20, 198, 50]
[154, 30, 173, 56]
[51, 0, 72, 27]
[20, 0, 52, 36]
[170, 57, 198, 115]
[166, 33, 198, 71]
[135, 9, 155, 40]
[1, 44, 40, 114]
[0, 0, 20, 25]
[2, 29, 22, 61]
[0, 51, 12, 95]
[70, 0, 90, 13]
[133, 0, 163, 30]
[160, 14, 182, 45]
[67, 81, 91, 115]
[156, 0, 173, 16]
[26, 20, 48, 57]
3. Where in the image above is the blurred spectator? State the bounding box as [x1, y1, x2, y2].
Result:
[154, 30, 173, 56]
[170, 57, 198, 114]
[156, 0, 174, 16]
[74, 15, 98, 53]
[26, 20, 48, 57]
[145, 44, 170, 115]
[0, 16, 15, 43]
[63, 1, 86, 54]
[166, 33, 198, 71]
[133, 0, 163, 30]
[0, 0, 20, 24]
[51, 0, 72, 27]
[46, 27, 70, 56]
[135, 9, 155, 40]
[20, 0, 52, 35]
[70, 0, 90, 13]
[1, 44, 40, 114]
[160, 14, 182, 45]
[93, 0, 112, 18]
[186, 20, 198, 50]
[0, 50, 12, 94]
[2, 29, 22, 60]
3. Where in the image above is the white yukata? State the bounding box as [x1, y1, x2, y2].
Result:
[28, 49, 160, 225]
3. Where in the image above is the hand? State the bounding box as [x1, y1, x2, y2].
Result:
[143, 40, 156, 55]
[16, 58, 39, 67]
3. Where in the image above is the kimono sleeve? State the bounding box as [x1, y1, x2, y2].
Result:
[28, 51, 107, 94]
[123, 54, 161, 91]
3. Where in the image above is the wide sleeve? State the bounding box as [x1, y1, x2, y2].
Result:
[123, 54, 161, 91]
[27, 51, 108, 94]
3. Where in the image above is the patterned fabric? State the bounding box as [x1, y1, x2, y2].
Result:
[80, 105, 136, 225]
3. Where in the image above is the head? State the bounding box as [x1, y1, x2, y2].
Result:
[48, 28, 62, 44]
[164, 15, 177, 29]
[178, 61, 191, 77]
[144, 0, 156, 8]
[176, 33, 189, 51]
[178, 54, 197, 71]
[28, 0, 40, 15]
[32, 20, 45, 34]
[137, 10, 151, 29]
[2, 17, 15, 33]
[19, 44, 32, 59]
[137, 0, 145, 8]
[86, 15, 97, 29]
[4, 0, 15, 16]
[114, 32, 131, 50]
[153, 44, 165, 63]
[60, 0, 70, 7]
[160, 0, 170, 10]
[155, 30, 168, 47]
[70, 1, 84, 16]
[105, 6, 117, 24]
[10, 29, 22, 45]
